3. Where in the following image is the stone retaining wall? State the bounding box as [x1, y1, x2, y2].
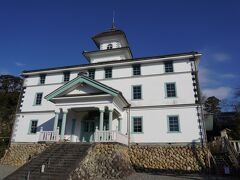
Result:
[129, 144, 210, 173]
[0, 143, 50, 166]
[68, 143, 134, 180]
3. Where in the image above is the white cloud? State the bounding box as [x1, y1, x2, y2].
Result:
[212, 52, 231, 62]
[198, 66, 216, 86]
[15, 62, 25, 67]
[220, 73, 236, 79]
[202, 87, 233, 100]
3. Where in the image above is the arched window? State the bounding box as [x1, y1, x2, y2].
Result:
[107, 44, 113, 50]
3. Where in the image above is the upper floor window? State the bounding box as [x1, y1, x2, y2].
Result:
[35, 93, 43, 105]
[29, 120, 38, 134]
[107, 44, 113, 50]
[165, 83, 176, 98]
[132, 85, 142, 100]
[88, 69, 95, 79]
[164, 61, 174, 73]
[168, 116, 180, 132]
[39, 74, 46, 84]
[105, 68, 112, 78]
[132, 117, 143, 133]
[132, 64, 141, 76]
[63, 72, 70, 82]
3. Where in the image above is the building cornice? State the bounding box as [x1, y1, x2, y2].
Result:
[22, 52, 201, 76]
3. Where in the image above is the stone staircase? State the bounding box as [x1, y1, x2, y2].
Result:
[5, 143, 91, 180]
[209, 137, 240, 175]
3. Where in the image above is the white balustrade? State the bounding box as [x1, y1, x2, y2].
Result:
[94, 129, 128, 145]
[38, 127, 60, 142]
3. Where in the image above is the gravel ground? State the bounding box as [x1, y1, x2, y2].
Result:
[0, 165, 19, 180]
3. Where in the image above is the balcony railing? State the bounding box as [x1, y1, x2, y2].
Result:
[38, 127, 60, 142]
[94, 129, 128, 145]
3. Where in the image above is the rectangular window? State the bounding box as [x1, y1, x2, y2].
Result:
[35, 93, 43, 105]
[168, 116, 180, 132]
[166, 83, 176, 97]
[29, 120, 38, 134]
[39, 74, 46, 84]
[164, 61, 174, 73]
[132, 117, 143, 133]
[132, 64, 141, 76]
[88, 69, 95, 79]
[132, 85, 142, 100]
[63, 72, 70, 82]
[105, 68, 112, 78]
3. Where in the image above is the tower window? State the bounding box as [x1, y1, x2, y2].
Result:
[164, 61, 174, 73]
[107, 44, 113, 50]
[132, 64, 141, 76]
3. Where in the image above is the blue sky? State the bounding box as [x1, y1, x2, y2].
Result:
[0, 0, 239, 100]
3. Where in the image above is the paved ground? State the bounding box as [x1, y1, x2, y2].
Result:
[123, 173, 238, 180]
[0, 166, 238, 180]
[0, 165, 19, 180]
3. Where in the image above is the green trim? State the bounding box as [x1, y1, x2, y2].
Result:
[132, 85, 142, 100]
[164, 82, 177, 98]
[33, 92, 43, 106]
[167, 115, 181, 133]
[45, 75, 119, 101]
[131, 116, 143, 134]
[28, 120, 38, 134]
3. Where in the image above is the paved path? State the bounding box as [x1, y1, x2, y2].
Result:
[123, 173, 238, 180]
[0, 165, 19, 180]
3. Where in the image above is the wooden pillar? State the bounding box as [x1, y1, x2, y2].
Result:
[108, 109, 113, 131]
[53, 112, 59, 131]
[99, 109, 104, 131]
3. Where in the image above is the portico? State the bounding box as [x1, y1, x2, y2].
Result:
[38, 74, 129, 144]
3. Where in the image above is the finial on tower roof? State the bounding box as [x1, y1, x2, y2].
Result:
[109, 10, 116, 31]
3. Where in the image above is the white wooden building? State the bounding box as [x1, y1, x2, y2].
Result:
[11, 27, 205, 145]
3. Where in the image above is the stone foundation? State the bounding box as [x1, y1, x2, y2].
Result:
[68, 143, 134, 180]
[129, 144, 210, 173]
[0, 143, 50, 166]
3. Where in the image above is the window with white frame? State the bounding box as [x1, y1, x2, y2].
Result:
[132, 85, 142, 100]
[166, 83, 176, 97]
[35, 93, 43, 105]
[63, 72, 70, 82]
[132, 64, 141, 76]
[29, 120, 38, 134]
[105, 68, 112, 78]
[132, 117, 143, 133]
[164, 61, 174, 73]
[39, 74, 46, 84]
[168, 116, 180, 132]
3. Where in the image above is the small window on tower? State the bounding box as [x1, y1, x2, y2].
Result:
[107, 44, 113, 50]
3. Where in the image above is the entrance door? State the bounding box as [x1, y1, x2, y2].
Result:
[81, 120, 95, 142]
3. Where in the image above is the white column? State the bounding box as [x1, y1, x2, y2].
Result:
[108, 109, 113, 131]
[53, 112, 60, 131]
[60, 111, 67, 140]
[99, 109, 104, 131]
[118, 117, 122, 132]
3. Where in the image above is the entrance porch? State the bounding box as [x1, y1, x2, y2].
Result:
[38, 106, 128, 145]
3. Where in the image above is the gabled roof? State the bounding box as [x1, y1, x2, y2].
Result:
[45, 75, 129, 105]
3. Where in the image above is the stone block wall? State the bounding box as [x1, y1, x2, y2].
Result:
[0, 143, 50, 166]
[129, 144, 210, 173]
[68, 143, 134, 180]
